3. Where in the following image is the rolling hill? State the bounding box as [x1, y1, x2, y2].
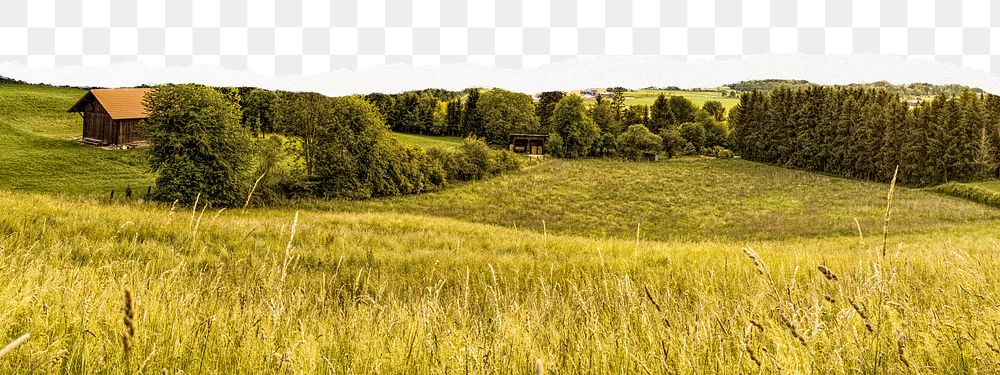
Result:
[1, 82, 999, 372]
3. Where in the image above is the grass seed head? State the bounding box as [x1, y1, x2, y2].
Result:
[122, 288, 135, 354]
[644, 285, 663, 313]
[742, 248, 767, 275]
[848, 298, 874, 333]
[745, 343, 762, 369]
[817, 265, 838, 281]
[986, 341, 1000, 354]
[779, 314, 807, 347]
[896, 328, 910, 368]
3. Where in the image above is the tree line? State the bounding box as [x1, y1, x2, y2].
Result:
[730, 86, 1000, 185]
[361, 87, 733, 161]
[725, 80, 982, 97]
[142, 85, 519, 207]
[142, 84, 742, 206]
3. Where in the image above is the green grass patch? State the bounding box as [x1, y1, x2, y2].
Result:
[390, 131, 464, 148]
[325, 158, 1000, 241]
[584, 89, 741, 110]
[964, 179, 1000, 193]
[0, 84, 154, 197]
[931, 181, 1000, 208]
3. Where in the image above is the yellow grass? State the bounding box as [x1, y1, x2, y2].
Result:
[0, 190, 998, 373]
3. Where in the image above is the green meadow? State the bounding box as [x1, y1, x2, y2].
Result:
[1, 82, 1000, 373]
[0, 84, 152, 196]
[583, 88, 741, 110]
[390, 132, 464, 149]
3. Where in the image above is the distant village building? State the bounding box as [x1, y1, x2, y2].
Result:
[509, 134, 548, 155]
[579, 89, 598, 98]
[68, 88, 151, 146]
[906, 98, 924, 107]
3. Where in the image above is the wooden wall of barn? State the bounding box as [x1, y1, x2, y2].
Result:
[115, 119, 142, 145]
[79, 99, 143, 145]
[81, 99, 113, 144]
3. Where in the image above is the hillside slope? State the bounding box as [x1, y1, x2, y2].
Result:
[329, 158, 1000, 241]
[0, 84, 153, 195]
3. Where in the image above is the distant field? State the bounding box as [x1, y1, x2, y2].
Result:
[583, 89, 741, 110]
[391, 131, 463, 148]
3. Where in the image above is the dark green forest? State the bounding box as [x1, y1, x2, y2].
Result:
[730, 86, 1000, 185]
[726, 79, 983, 97]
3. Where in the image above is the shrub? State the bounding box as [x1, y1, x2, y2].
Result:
[617, 125, 662, 161]
[701, 145, 735, 159]
[367, 138, 447, 196]
[491, 147, 522, 174]
[143, 84, 253, 207]
[932, 183, 1000, 208]
[426, 147, 457, 179]
[247, 135, 301, 205]
[452, 137, 495, 180]
[428, 137, 521, 183]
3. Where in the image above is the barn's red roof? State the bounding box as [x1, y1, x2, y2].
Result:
[68, 88, 151, 120]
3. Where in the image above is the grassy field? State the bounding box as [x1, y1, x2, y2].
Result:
[2, 83, 1000, 372]
[583, 89, 741, 110]
[964, 179, 1000, 192]
[931, 180, 1000, 209]
[0, 84, 153, 196]
[390, 131, 464, 148]
[1, 189, 999, 373]
[330, 158, 1000, 241]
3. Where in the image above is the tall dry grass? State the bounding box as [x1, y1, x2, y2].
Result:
[0, 190, 997, 373]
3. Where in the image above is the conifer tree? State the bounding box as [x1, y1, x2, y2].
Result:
[650, 94, 674, 133]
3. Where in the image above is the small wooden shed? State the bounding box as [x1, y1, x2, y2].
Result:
[509, 134, 548, 155]
[68, 88, 151, 146]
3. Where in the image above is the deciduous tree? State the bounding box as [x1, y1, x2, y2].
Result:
[550, 95, 600, 158]
[144, 84, 253, 206]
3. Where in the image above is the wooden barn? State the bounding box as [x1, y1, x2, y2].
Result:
[509, 133, 548, 155]
[68, 88, 151, 146]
